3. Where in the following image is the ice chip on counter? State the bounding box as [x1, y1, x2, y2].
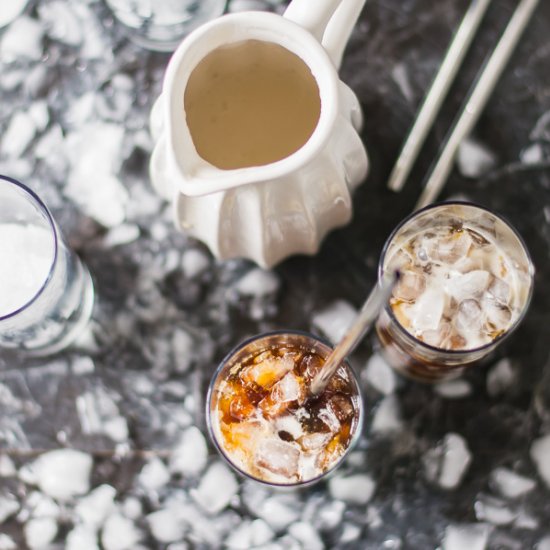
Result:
[0, 0, 28, 28]
[38, 0, 83, 46]
[66, 525, 98, 550]
[24, 517, 58, 549]
[530, 434, 550, 488]
[457, 138, 497, 178]
[103, 224, 140, 248]
[235, 268, 280, 297]
[170, 426, 208, 476]
[371, 395, 402, 434]
[530, 110, 550, 141]
[363, 353, 397, 395]
[311, 299, 357, 344]
[486, 358, 516, 396]
[0, 534, 17, 550]
[0, 16, 44, 61]
[138, 458, 170, 492]
[75, 484, 116, 528]
[255, 494, 301, 531]
[182, 248, 210, 278]
[191, 462, 239, 515]
[146, 507, 186, 544]
[28, 449, 92, 501]
[474, 495, 516, 525]
[328, 474, 376, 505]
[0, 493, 19, 523]
[101, 513, 142, 550]
[424, 433, 472, 489]
[521, 143, 544, 164]
[490, 467, 536, 498]
[288, 521, 324, 550]
[0, 454, 16, 477]
[442, 523, 491, 550]
[434, 379, 472, 399]
[1, 111, 37, 158]
[538, 536, 550, 550]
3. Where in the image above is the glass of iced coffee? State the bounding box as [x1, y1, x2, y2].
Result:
[207, 331, 363, 487]
[376, 202, 534, 383]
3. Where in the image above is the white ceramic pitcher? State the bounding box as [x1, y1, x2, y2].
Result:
[150, 0, 368, 268]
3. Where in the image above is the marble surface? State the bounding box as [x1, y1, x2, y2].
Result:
[1, 0, 550, 548]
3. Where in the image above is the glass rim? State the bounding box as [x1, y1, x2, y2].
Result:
[205, 329, 364, 488]
[0, 175, 59, 322]
[378, 200, 535, 356]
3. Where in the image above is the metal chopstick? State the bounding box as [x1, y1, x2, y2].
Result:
[388, 0, 492, 192]
[415, 0, 540, 210]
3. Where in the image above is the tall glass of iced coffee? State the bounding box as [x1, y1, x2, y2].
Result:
[376, 202, 534, 383]
[207, 331, 363, 487]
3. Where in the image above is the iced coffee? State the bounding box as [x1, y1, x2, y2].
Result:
[207, 332, 363, 486]
[376, 202, 534, 382]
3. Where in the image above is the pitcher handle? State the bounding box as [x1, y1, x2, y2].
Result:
[284, 0, 366, 69]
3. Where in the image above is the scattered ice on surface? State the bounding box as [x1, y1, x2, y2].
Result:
[392, 62, 414, 103]
[146, 507, 186, 544]
[0, 493, 19, 523]
[521, 143, 544, 164]
[0, 534, 16, 550]
[29, 449, 92, 501]
[457, 138, 497, 178]
[316, 500, 345, 531]
[28, 100, 49, 132]
[72, 356, 95, 376]
[0, 0, 28, 28]
[225, 520, 254, 549]
[288, 522, 324, 550]
[20, 491, 59, 521]
[64, 122, 128, 228]
[312, 300, 357, 344]
[442, 523, 491, 550]
[530, 111, 550, 141]
[234, 268, 280, 297]
[1, 111, 36, 157]
[0, 16, 44, 61]
[24, 517, 58, 549]
[328, 474, 376, 505]
[167, 545, 190, 550]
[371, 395, 402, 434]
[76, 387, 128, 443]
[530, 434, 550, 488]
[490, 467, 536, 498]
[169, 426, 208, 476]
[486, 358, 515, 397]
[537, 536, 550, 550]
[434, 380, 472, 399]
[101, 514, 142, 550]
[363, 353, 397, 395]
[255, 439, 300, 478]
[38, 1, 82, 46]
[256, 494, 301, 531]
[475, 495, 516, 525]
[410, 288, 445, 332]
[229, 0, 276, 12]
[182, 248, 210, 279]
[191, 462, 238, 515]
[0, 454, 16, 477]
[366, 505, 383, 529]
[121, 497, 142, 521]
[250, 518, 275, 546]
[75, 484, 116, 529]
[444, 270, 490, 302]
[103, 224, 140, 248]
[424, 433, 472, 489]
[340, 523, 361, 543]
[138, 458, 170, 492]
[66, 525, 99, 550]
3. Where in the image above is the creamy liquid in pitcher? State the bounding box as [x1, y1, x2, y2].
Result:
[184, 40, 321, 170]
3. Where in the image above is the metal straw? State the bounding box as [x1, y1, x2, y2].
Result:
[309, 271, 399, 397]
[415, 0, 540, 210]
[388, 0, 492, 192]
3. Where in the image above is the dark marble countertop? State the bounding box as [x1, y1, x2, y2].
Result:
[1, 0, 550, 549]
